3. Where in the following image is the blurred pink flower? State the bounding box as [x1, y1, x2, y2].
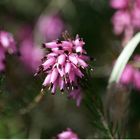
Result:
[17, 25, 44, 72]
[36, 34, 89, 105]
[112, 10, 131, 35]
[131, 6, 140, 28]
[110, 0, 140, 45]
[57, 128, 79, 139]
[0, 31, 16, 72]
[68, 88, 83, 107]
[20, 38, 44, 72]
[110, 0, 128, 9]
[0, 31, 16, 54]
[120, 55, 140, 90]
[37, 14, 64, 41]
[120, 64, 134, 85]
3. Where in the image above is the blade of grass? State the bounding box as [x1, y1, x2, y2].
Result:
[109, 32, 140, 84]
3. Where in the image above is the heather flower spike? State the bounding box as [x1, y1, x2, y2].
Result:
[0, 31, 16, 72]
[57, 128, 79, 139]
[110, 0, 140, 45]
[0, 31, 16, 54]
[36, 32, 91, 105]
[20, 38, 44, 72]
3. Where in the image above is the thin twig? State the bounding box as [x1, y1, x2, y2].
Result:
[19, 90, 45, 114]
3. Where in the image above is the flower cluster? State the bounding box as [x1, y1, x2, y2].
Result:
[0, 31, 16, 72]
[36, 34, 89, 105]
[57, 128, 79, 139]
[120, 55, 140, 90]
[110, 0, 140, 44]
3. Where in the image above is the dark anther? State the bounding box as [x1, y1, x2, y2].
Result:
[58, 64, 61, 69]
[66, 73, 69, 78]
[64, 50, 69, 55]
[90, 56, 96, 61]
[56, 39, 62, 44]
[60, 89, 64, 92]
[50, 83, 53, 89]
[41, 56, 47, 62]
[39, 65, 44, 70]
[47, 48, 52, 53]
[44, 67, 52, 72]
[58, 46, 63, 50]
[42, 43, 46, 48]
[82, 52, 87, 55]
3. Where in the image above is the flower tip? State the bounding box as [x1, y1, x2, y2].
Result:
[42, 43, 46, 48]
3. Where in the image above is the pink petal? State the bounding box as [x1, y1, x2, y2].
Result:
[57, 54, 66, 65]
[52, 47, 64, 54]
[47, 52, 58, 58]
[42, 73, 51, 86]
[120, 65, 134, 85]
[42, 57, 56, 69]
[69, 54, 78, 65]
[74, 68, 84, 78]
[43, 42, 58, 48]
[77, 57, 88, 67]
[51, 81, 57, 94]
[57, 65, 65, 77]
[76, 46, 83, 53]
[69, 70, 75, 83]
[59, 77, 64, 90]
[65, 62, 71, 74]
[50, 68, 58, 83]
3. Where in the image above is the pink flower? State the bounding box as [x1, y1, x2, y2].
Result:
[0, 31, 16, 54]
[120, 64, 134, 85]
[131, 6, 140, 28]
[110, 0, 140, 45]
[0, 31, 16, 72]
[68, 88, 83, 107]
[120, 55, 140, 91]
[37, 14, 64, 41]
[20, 38, 44, 72]
[57, 128, 79, 139]
[112, 10, 131, 35]
[36, 34, 89, 105]
[110, 0, 128, 9]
